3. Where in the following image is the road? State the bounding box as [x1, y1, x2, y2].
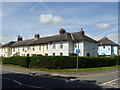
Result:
[1, 65, 120, 89]
[2, 70, 102, 89]
[68, 71, 120, 88]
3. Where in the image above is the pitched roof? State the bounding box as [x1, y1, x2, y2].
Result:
[98, 37, 119, 46]
[2, 41, 16, 47]
[72, 32, 98, 43]
[12, 39, 34, 47]
[10, 30, 98, 47]
[29, 33, 72, 45]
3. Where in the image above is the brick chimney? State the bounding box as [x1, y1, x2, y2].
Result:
[59, 28, 66, 35]
[34, 34, 40, 39]
[80, 28, 85, 35]
[17, 35, 23, 42]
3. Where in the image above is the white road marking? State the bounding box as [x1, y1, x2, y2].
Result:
[99, 78, 120, 88]
[22, 84, 45, 88]
[3, 77, 45, 88]
[13, 79, 22, 85]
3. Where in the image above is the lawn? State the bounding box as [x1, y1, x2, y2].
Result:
[2, 64, 120, 73]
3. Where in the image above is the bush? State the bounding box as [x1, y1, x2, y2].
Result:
[2, 56, 120, 69]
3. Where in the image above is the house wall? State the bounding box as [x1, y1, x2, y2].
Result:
[119, 48, 120, 55]
[74, 41, 84, 56]
[1, 47, 12, 57]
[98, 45, 112, 55]
[112, 46, 118, 55]
[0, 47, 3, 57]
[68, 41, 74, 55]
[98, 45, 119, 55]
[12, 44, 48, 56]
[48, 41, 70, 56]
[29, 44, 48, 56]
[84, 41, 98, 57]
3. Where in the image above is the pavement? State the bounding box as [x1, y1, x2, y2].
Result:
[1, 65, 120, 89]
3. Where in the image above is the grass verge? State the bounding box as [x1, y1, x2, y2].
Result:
[2, 64, 120, 73]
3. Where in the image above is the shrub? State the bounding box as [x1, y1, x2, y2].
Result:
[2, 56, 120, 69]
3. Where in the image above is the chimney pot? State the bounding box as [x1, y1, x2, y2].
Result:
[17, 35, 23, 41]
[80, 28, 85, 35]
[59, 28, 66, 35]
[34, 34, 40, 39]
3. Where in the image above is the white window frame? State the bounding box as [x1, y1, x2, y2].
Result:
[53, 44, 56, 49]
[60, 43, 63, 49]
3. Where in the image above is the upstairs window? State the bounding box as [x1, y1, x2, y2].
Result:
[23, 48, 24, 51]
[53, 44, 56, 49]
[13, 48, 15, 52]
[18, 48, 19, 51]
[103, 45, 105, 49]
[74, 42, 77, 48]
[39, 45, 41, 50]
[46, 45, 48, 50]
[33, 47, 35, 51]
[27, 47, 30, 51]
[60, 43, 63, 49]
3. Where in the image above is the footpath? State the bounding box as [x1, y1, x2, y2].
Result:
[1, 65, 119, 77]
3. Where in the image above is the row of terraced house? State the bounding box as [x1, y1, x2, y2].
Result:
[0, 28, 119, 57]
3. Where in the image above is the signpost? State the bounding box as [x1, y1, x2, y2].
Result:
[76, 49, 80, 69]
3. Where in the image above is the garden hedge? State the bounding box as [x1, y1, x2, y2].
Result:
[1, 56, 120, 69]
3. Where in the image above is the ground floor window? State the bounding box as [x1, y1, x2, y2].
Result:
[31, 54, 36, 56]
[45, 53, 48, 56]
[60, 53, 63, 56]
[53, 53, 55, 56]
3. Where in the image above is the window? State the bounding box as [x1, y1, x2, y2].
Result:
[74, 42, 77, 48]
[60, 43, 63, 49]
[27, 47, 30, 51]
[18, 48, 19, 51]
[45, 53, 48, 56]
[23, 48, 24, 51]
[53, 44, 56, 49]
[60, 53, 63, 56]
[13, 48, 15, 52]
[53, 53, 55, 56]
[39, 45, 41, 50]
[75, 44, 77, 48]
[46, 45, 48, 50]
[33, 47, 35, 51]
[103, 45, 105, 48]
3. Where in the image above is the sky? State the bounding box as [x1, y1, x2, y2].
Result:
[1, 1, 119, 44]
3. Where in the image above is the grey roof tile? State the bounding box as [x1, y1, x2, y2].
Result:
[98, 37, 119, 46]
[3, 41, 16, 47]
[9, 31, 98, 47]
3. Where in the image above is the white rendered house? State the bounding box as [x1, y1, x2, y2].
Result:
[48, 28, 98, 57]
[2, 28, 98, 57]
[98, 37, 119, 55]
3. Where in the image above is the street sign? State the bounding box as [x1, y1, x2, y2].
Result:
[76, 49, 80, 70]
[76, 49, 80, 54]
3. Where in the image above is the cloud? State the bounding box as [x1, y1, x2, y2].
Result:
[96, 23, 110, 29]
[40, 14, 64, 25]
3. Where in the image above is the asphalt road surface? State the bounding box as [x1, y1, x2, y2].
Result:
[2, 70, 103, 89]
[74, 71, 120, 88]
[1, 65, 120, 89]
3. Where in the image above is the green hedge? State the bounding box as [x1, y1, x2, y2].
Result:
[1, 56, 120, 69]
